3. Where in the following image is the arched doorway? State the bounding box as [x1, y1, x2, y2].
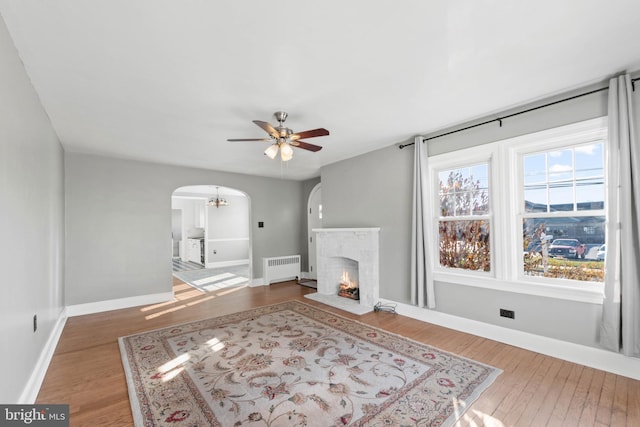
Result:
[171, 185, 251, 292]
[307, 183, 322, 280]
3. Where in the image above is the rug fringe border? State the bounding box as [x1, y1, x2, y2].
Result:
[118, 336, 146, 427]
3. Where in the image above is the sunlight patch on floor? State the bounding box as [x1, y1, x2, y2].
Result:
[455, 408, 506, 427]
[192, 272, 236, 286]
[145, 304, 187, 320]
[175, 289, 205, 300]
[201, 276, 248, 291]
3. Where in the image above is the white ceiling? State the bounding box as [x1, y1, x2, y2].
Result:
[2, 1, 640, 180]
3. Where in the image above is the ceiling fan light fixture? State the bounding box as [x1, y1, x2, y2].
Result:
[228, 111, 327, 163]
[280, 143, 293, 161]
[264, 143, 279, 159]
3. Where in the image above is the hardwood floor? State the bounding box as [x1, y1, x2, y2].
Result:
[37, 279, 640, 426]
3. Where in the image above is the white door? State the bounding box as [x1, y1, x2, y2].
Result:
[307, 184, 322, 279]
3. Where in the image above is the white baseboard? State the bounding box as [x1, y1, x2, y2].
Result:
[20, 291, 174, 402]
[66, 292, 175, 317]
[19, 308, 68, 403]
[380, 298, 640, 380]
[250, 277, 265, 287]
[205, 259, 250, 269]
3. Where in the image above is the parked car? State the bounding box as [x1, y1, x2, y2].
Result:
[548, 238, 587, 259]
[596, 244, 606, 261]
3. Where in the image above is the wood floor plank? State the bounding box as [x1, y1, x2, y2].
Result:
[596, 372, 618, 426]
[579, 369, 606, 427]
[529, 360, 574, 426]
[627, 377, 640, 427]
[611, 375, 628, 427]
[563, 366, 595, 427]
[514, 355, 564, 426]
[493, 352, 546, 423]
[529, 357, 584, 427]
[35, 280, 640, 427]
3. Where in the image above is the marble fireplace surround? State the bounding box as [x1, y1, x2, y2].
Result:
[305, 228, 380, 315]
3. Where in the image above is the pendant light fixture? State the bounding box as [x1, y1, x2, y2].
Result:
[208, 186, 229, 208]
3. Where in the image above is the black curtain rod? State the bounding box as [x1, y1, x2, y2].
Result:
[398, 76, 640, 149]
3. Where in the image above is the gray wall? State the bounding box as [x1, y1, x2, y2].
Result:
[321, 146, 414, 303]
[320, 78, 640, 349]
[65, 152, 307, 305]
[0, 16, 65, 402]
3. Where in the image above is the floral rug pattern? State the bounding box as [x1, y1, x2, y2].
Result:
[119, 301, 501, 426]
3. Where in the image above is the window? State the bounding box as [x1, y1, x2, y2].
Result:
[427, 118, 608, 302]
[521, 143, 605, 282]
[437, 164, 491, 272]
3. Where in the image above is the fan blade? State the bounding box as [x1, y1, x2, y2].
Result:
[227, 138, 272, 142]
[290, 140, 323, 152]
[253, 120, 279, 138]
[290, 128, 329, 140]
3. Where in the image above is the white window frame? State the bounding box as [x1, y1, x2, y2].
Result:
[427, 117, 608, 304]
[429, 144, 498, 280]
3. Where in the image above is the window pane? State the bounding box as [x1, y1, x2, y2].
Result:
[522, 217, 605, 282]
[438, 164, 489, 217]
[440, 194, 454, 217]
[548, 149, 573, 182]
[524, 187, 547, 212]
[575, 143, 605, 211]
[576, 180, 604, 210]
[549, 181, 574, 211]
[523, 153, 546, 185]
[471, 164, 490, 215]
[575, 143, 604, 180]
[439, 220, 490, 272]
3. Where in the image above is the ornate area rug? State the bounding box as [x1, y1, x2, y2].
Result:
[119, 301, 501, 426]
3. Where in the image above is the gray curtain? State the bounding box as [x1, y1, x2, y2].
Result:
[411, 136, 436, 308]
[600, 74, 640, 357]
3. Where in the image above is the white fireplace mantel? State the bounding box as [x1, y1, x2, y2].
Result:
[305, 227, 380, 315]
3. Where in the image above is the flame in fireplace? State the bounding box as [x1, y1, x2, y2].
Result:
[341, 271, 357, 289]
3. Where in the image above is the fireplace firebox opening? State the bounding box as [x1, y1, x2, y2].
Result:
[335, 257, 359, 300]
[338, 271, 359, 300]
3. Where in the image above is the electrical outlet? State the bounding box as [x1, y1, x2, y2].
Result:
[500, 309, 515, 319]
[33, 314, 37, 332]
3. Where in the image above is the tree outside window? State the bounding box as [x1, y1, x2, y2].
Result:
[438, 164, 490, 272]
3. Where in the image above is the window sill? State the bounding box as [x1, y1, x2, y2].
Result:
[432, 271, 604, 304]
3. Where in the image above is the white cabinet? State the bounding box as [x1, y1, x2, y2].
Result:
[187, 239, 203, 265]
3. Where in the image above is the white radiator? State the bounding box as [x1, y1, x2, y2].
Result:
[263, 255, 301, 284]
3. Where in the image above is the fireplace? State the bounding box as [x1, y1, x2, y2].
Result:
[305, 228, 379, 315]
